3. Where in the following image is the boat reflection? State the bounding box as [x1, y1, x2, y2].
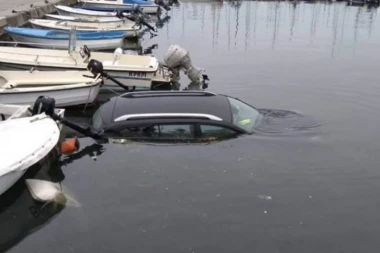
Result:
[0, 143, 104, 252]
[0, 153, 65, 253]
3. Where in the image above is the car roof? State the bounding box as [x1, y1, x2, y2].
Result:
[100, 91, 233, 125]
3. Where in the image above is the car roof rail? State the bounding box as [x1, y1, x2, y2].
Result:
[120, 90, 217, 98]
[114, 113, 223, 122]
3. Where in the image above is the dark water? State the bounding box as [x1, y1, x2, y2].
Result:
[3, 1, 380, 252]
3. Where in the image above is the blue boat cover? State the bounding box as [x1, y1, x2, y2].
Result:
[4, 27, 125, 40]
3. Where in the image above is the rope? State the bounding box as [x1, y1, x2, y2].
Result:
[102, 84, 122, 95]
[82, 83, 93, 112]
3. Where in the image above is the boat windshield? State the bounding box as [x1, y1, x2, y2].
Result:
[227, 97, 261, 133]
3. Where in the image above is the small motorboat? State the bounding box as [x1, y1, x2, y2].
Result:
[55, 5, 122, 18]
[45, 14, 123, 23]
[0, 70, 102, 107]
[0, 45, 172, 90]
[5, 27, 125, 50]
[0, 112, 61, 196]
[29, 19, 140, 37]
[77, 0, 160, 14]
[0, 45, 208, 91]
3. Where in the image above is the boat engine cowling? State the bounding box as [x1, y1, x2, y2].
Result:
[164, 44, 209, 86]
[155, 0, 171, 11]
[87, 59, 104, 76]
[32, 96, 56, 117]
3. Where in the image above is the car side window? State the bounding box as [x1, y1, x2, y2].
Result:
[118, 125, 159, 138]
[200, 124, 237, 138]
[159, 124, 193, 138]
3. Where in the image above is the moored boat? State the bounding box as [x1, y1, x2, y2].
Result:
[29, 19, 140, 37]
[5, 27, 125, 50]
[45, 14, 123, 23]
[0, 112, 61, 196]
[55, 5, 121, 18]
[0, 70, 102, 107]
[0, 46, 171, 90]
[77, 0, 160, 14]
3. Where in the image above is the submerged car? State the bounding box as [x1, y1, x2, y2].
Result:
[91, 91, 263, 142]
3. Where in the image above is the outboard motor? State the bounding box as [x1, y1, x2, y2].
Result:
[155, 0, 171, 11]
[125, 4, 156, 33]
[32, 96, 56, 116]
[87, 59, 136, 92]
[32, 96, 105, 141]
[135, 14, 156, 33]
[115, 9, 125, 19]
[87, 59, 104, 76]
[163, 45, 209, 87]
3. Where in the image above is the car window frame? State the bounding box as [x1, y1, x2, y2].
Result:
[197, 123, 240, 140]
[109, 122, 197, 143]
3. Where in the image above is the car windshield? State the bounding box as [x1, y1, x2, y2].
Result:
[92, 109, 103, 130]
[227, 97, 261, 132]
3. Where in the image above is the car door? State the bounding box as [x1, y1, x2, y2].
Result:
[114, 123, 196, 143]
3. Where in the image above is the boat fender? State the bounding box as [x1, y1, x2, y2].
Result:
[60, 137, 80, 155]
[113, 47, 123, 61]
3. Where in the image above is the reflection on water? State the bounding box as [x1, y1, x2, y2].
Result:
[152, 0, 379, 56]
[0, 153, 65, 253]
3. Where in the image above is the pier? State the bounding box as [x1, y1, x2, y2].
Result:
[0, 0, 75, 34]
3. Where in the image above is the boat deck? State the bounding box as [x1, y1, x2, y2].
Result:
[0, 70, 96, 88]
[0, 46, 159, 72]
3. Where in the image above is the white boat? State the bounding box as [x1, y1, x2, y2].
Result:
[45, 14, 123, 23]
[55, 5, 121, 18]
[0, 46, 171, 90]
[5, 27, 125, 51]
[29, 19, 140, 37]
[0, 103, 65, 122]
[0, 113, 60, 196]
[0, 70, 102, 107]
[77, 0, 160, 14]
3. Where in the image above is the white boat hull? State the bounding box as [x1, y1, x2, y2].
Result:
[0, 83, 101, 107]
[29, 19, 139, 38]
[0, 170, 26, 196]
[45, 14, 124, 23]
[78, 2, 159, 14]
[56, 5, 120, 18]
[8, 33, 123, 51]
[0, 62, 167, 90]
[0, 114, 60, 196]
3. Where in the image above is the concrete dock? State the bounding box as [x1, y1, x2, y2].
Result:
[0, 0, 76, 34]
